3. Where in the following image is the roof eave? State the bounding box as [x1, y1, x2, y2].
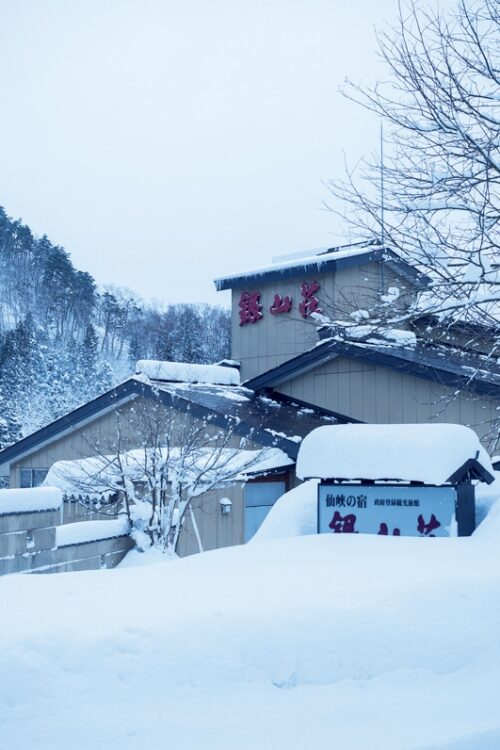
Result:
[0, 378, 145, 469]
[214, 248, 430, 292]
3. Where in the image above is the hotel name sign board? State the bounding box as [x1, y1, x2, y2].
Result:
[238, 280, 320, 325]
[318, 484, 457, 537]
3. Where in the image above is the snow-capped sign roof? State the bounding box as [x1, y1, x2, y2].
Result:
[136, 360, 240, 386]
[0, 486, 62, 515]
[296, 424, 494, 485]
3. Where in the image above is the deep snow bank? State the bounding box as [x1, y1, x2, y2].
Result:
[1, 532, 500, 749]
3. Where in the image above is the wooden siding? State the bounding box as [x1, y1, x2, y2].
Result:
[278, 356, 500, 452]
[231, 262, 415, 381]
[9, 397, 245, 486]
[177, 483, 245, 557]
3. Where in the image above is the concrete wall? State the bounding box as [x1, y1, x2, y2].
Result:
[44, 534, 134, 574]
[231, 262, 414, 381]
[0, 507, 133, 576]
[278, 356, 500, 452]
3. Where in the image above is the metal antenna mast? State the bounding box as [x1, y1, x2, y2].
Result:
[380, 122, 385, 246]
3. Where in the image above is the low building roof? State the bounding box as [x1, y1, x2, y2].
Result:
[149, 380, 354, 458]
[214, 242, 430, 291]
[45, 447, 295, 501]
[0, 376, 354, 471]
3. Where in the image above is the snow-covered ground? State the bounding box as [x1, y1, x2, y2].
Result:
[2, 511, 500, 749]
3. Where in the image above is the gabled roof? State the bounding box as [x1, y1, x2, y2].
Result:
[0, 376, 354, 469]
[214, 242, 430, 291]
[245, 338, 500, 398]
[447, 459, 495, 485]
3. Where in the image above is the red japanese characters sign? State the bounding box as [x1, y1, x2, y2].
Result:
[238, 280, 320, 324]
[318, 484, 456, 537]
[239, 291, 263, 326]
[270, 294, 292, 315]
[299, 280, 320, 318]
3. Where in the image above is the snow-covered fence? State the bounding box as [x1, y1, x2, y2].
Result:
[0, 487, 133, 576]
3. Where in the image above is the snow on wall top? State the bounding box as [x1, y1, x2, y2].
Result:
[0, 486, 63, 515]
[296, 423, 494, 485]
[56, 518, 129, 547]
[135, 360, 240, 386]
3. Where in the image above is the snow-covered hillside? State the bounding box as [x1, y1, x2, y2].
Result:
[1, 525, 500, 749]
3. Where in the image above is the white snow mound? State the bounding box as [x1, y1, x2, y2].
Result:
[2, 533, 500, 749]
[251, 479, 319, 542]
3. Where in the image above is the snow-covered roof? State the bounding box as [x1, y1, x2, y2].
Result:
[0, 486, 62, 515]
[214, 242, 430, 291]
[0, 377, 348, 471]
[296, 424, 494, 485]
[136, 360, 240, 386]
[215, 245, 371, 286]
[44, 447, 294, 501]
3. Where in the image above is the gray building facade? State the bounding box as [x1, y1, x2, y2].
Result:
[215, 243, 500, 453]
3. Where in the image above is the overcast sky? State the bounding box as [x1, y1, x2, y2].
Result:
[0, 0, 398, 306]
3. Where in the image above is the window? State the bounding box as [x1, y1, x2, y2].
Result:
[20, 468, 48, 488]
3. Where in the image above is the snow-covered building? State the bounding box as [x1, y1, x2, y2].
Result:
[216, 241, 500, 453]
[0, 240, 498, 559]
[0, 361, 347, 554]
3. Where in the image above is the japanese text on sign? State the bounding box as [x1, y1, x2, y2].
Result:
[318, 485, 456, 538]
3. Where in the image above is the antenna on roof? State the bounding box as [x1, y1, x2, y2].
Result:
[380, 122, 385, 246]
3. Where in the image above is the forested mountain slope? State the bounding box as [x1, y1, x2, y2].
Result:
[0, 206, 230, 448]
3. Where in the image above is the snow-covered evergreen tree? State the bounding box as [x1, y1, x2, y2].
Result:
[0, 206, 230, 448]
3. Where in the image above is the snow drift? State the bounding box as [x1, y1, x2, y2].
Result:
[1, 532, 500, 749]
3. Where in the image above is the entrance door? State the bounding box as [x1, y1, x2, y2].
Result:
[244, 481, 286, 542]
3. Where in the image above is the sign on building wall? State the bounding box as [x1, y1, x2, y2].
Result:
[238, 280, 321, 325]
[318, 484, 457, 537]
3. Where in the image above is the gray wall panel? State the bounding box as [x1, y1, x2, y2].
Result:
[278, 356, 499, 451]
[230, 263, 412, 381]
